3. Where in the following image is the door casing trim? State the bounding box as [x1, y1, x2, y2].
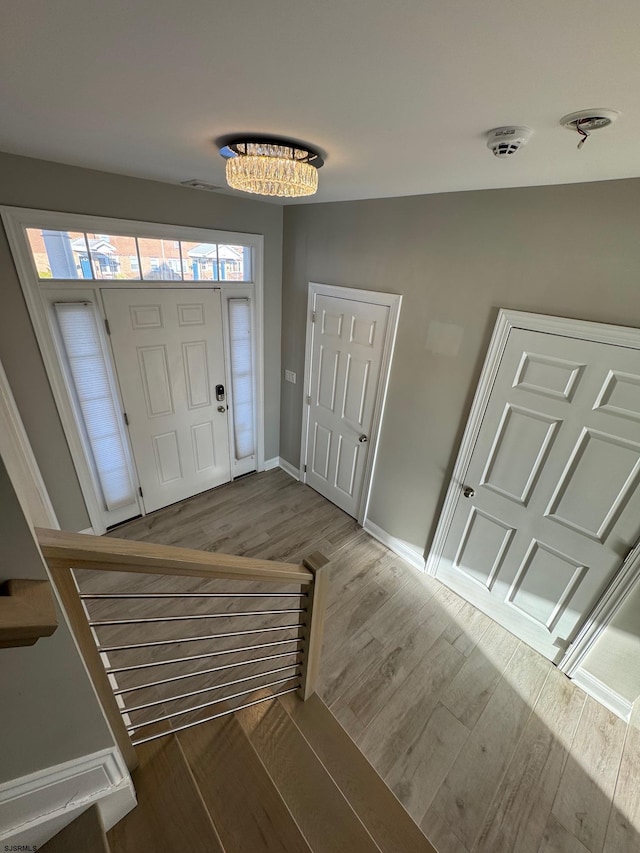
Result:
[1, 206, 265, 534]
[299, 282, 402, 526]
[425, 308, 640, 676]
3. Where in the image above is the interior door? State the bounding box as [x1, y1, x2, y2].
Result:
[434, 327, 640, 663]
[305, 293, 389, 517]
[102, 289, 231, 513]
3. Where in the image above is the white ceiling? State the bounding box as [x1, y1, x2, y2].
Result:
[2, 0, 640, 204]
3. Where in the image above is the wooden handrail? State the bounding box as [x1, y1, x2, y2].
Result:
[36, 528, 314, 585]
[35, 527, 329, 769]
[0, 579, 57, 648]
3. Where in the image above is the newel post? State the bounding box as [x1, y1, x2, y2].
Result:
[298, 551, 329, 701]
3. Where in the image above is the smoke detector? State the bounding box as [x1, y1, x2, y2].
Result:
[560, 108, 620, 149]
[486, 126, 533, 158]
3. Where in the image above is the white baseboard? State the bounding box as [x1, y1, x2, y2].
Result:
[77, 526, 95, 535]
[279, 458, 301, 481]
[571, 668, 633, 722]
[263, 456, 280, 471]
[363, 519, 426, 572]
[0, 747, 136, 848]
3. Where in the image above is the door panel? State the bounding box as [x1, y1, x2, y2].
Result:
[305, 294, 389, 517]
[103, 289, 231, 513]
[435, 327, 640, 662]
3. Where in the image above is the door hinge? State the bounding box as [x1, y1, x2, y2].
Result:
[138, 486, 144, 498]
[311, 311, 316, 323]
[307, 395, 311, 405]
[123, 412, 129, 426]
[104, 318, 111, 336]
[304, 464, 307, 473]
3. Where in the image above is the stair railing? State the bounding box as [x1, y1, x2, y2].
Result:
[0, 578, 58, 648]
[36, 528, 328, 770]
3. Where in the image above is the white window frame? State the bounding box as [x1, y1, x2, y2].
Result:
[48, 289, 141, 528]
[1, 206, 265, 534]
[222, 287, 259, 477]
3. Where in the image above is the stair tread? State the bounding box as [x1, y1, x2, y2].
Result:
[108, 736, 223, 853]
[42, 805, 110, 853]
[179, 713, 313, 853]
[279, 693, 437, 853]
[236, 699, 382, 853]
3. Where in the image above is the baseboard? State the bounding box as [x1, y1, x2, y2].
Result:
[263, 456, 280, 471]
[571, 668, 633, 722]
[363, 519, 426, 572]
[78, 526, 95, 535]
[278, 457, 301, 481]
[0, 747, 135, 848]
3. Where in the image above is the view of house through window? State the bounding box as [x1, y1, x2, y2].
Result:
[25, 228, 252, 282]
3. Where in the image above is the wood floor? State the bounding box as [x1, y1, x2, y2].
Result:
[101, 469, 640, 853]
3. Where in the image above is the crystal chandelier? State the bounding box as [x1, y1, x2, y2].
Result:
[220, 138, 324, 198]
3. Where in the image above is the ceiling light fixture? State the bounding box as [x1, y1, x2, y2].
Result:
[219, 137, 324, 198]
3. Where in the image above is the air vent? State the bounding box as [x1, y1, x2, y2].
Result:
[180, 179, 221, 191]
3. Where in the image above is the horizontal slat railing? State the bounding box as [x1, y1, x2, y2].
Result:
[35, 528, 328, 766]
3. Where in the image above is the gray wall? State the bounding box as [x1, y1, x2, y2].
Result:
[0, 152, 283, 531]
[0, 455, 114, 782]
[281, 178, 640, 703]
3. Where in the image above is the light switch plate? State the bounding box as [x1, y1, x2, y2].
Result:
[284, 369, 297, 384]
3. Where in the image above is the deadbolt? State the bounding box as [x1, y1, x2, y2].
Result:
[463, 486, 475, 498]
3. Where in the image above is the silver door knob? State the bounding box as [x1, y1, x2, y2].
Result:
[358, 434, 368, 443]
[217, 405, 226, 413]
[463, 486, 475, 498]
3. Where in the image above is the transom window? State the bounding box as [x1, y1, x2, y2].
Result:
[25, 228, 252, 282]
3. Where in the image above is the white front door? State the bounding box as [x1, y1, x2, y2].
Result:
[304, 293, 389, 518]
[102, 289, 231, 513]
[434, 326, 640, 663]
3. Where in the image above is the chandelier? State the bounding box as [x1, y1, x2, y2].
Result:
[220, 137, 324, 198]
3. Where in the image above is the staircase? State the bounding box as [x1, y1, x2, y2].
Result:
[35, 528, 437, 853]
[45, 694, 435, 853]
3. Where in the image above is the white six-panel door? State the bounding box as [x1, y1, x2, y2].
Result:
[102, 289, 231, 513]
[434, 326, 640, 663]
[305, 293, 390, 517]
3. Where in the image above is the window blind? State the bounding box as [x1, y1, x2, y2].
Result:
[54, 302, 136, 511]
[228, 298, 255, 460]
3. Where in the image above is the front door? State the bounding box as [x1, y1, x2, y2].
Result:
[304, 292, 389, 518]
[433, 326, 640, 663]
[102, 289, 231, 513]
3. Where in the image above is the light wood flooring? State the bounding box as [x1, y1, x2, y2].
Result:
[99, 469, 639, 853]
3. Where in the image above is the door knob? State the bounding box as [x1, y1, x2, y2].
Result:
[463, 486, 475, 498]
[358, 434, 368, 443]
[217, 405, 226, 413]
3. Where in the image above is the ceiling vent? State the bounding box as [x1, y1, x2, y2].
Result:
[180, 179, 221, 191]
[486, 126, 533, 158]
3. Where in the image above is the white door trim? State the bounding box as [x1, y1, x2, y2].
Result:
[426, 308, 640, 674]
[1, 206, 265, 533]
[0, 357, 59, 529]
[299, 282, 402, 526]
